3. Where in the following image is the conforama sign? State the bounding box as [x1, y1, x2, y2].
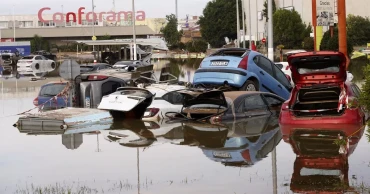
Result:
[38, 7, 146, 24]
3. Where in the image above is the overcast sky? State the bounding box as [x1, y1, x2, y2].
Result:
[0, 0, 211, 19]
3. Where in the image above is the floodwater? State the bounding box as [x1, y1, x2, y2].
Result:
[0, 59, 370, 194]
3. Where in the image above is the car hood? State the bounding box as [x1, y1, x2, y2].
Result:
[288, 51, 347, 85]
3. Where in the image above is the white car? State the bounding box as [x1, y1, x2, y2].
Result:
[17, 55, 56, 76]
[141, 84, 187, 121]
[274, 62, 294, 86]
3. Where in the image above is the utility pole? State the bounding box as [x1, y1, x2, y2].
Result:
[132, 0, 137, 60]
[175, 0, 178, 20]
[236, 0, 240, 48]
[248, 0, 252, 49]
[12, 5, 15, 42]
[92, 0, 95, 52]
[311, 0, 317, 51]
[337, 0, 348, 69]
[256, 0, 258, 43]
[242, 0, 246, 48]
[267, 0, 273, 61]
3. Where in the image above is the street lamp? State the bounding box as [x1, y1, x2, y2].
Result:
[132, 0, 137, 60]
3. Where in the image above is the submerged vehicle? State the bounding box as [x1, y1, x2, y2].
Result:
[79, 63, 112, 73]
[192, 48, 292, 100]
[176, 90, 285, 122]
[98, 87, 155, 120]
[34, 70, 141, 110]
[279, 51, 368, 126]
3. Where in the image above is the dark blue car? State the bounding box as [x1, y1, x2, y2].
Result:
[192, 48, 292, 100]
[33, 82, 70, 110]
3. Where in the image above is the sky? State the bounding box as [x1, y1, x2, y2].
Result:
[0, 0, 211, 19]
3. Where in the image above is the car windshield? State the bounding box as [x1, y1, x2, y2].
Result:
[21, 56, 34, 60]
[40, 84, 67, 96]
[297, 61, 340, 74]
[1, 55, 10, 60]
[80, 66, 95, 72]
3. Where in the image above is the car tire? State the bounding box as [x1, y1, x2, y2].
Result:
[240, 80, 258, 91]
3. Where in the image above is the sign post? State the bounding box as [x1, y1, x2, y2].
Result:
[59, 59, 80, 107]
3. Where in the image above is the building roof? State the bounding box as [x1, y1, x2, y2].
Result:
[0, 25, 155, 39]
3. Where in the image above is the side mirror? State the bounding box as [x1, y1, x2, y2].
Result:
[285, 74, 291, 82]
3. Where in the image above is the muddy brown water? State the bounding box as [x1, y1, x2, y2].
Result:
[0, 60, 370, 194]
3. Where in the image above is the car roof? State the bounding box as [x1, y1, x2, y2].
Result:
[81, 69, 141, 80]
[224, 91, 283, 101]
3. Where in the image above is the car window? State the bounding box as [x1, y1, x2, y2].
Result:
[241, 95, 266, 111]
[351, 84, 361, 97]
[162, 91, 184, 105]
[256, 56, 274, 76]
[35, 56, 42, 60]
[102, 81, 121, 96]
[275, 63, 283, 69]
[40, 84, 67, 96]
[22, 56, 34, 60]
[272, 63, 291, 87]
[263, 95, 284, 106]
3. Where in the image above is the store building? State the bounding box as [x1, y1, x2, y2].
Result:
[0, 7, 166, 44]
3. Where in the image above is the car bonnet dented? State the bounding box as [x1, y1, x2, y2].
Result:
[98, 87, 155, 112]
[288, 51, 347, 84]
[178, 89, 228, 108]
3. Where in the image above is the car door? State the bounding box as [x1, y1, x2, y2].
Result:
[272, 63, 292, 99]
[253, 56, 280, 95]
[262, 94, 285, 116]
[238, 94, 270, 117]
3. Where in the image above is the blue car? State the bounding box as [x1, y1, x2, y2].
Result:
[33, 82, 71, 110]
[193, 48, 292, 100]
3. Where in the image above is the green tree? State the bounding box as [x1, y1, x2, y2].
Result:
[320, 27, 354, 57]
[262, 0, 277, 22]
[273, 9, 307, 49]
[186, 39, 208, 53]
[98, 34, 112, 40]
[347, 14, 370, 46]
[160, 14, 182, 47]
[302, 37, 314, 51]
[198, 0, 243, 48]
[30, 34, 50, 52]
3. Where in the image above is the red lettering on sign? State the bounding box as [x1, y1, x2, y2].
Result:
[37, 7, 147, 24]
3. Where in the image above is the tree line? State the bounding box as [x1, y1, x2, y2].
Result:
[192, 0, 370, 55]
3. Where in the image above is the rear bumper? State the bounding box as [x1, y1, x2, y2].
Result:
[193, 68, 248, 88]
[279, 109, 364, 137]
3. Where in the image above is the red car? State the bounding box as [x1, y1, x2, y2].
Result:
[279, 51, 368, 127]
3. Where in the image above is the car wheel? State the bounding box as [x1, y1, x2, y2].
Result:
[240, 80, 258, 91]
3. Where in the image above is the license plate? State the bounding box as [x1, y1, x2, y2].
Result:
[211, 61, 228, 66]
[85, 97, 91, 108]
[213, 151, 231, 158]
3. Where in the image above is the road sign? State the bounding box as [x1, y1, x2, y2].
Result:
[59, 59, 80, 80]
[261, 38, 266, 43]
[316, 0, 335, 26]
[92, 36, 97, 41]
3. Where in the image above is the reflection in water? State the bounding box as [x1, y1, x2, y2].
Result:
[281, 124, 366, 193]
[106, 115, 282, 169]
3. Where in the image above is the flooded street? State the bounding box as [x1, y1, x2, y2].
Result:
[1, 60, 370, 194]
